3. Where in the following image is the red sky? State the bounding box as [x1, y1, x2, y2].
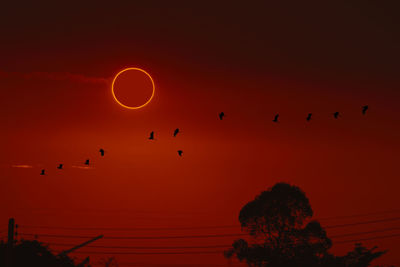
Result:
[0, 1, 399, 266]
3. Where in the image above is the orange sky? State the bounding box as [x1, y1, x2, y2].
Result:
[0, 2, 399, 266]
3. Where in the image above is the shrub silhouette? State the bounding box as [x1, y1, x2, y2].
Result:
[0, 239, 89, 267]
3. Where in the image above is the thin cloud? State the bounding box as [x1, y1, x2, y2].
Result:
[12, 165, 33, 168]
[71, 166, 94, 170]
[10, 164, 94, 170]
[0, 70, 110, 85]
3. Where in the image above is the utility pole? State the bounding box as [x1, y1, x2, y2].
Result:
[58, 235, 103, 256]
[58, 235, 103, 267]
[6, 218, 15, 267]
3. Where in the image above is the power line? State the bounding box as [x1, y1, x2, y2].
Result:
[105, 233, 244, 240]
[17, 213, 400, 233]
[330, 227, 400, 238]
[91, 263, 244, 267]
[54, 250, 225, 255]
[18, 225, 239, 231]
[335, 233, 400, 244]
[44, 243, 232, 249]
[19, 233, 246, 239]
[318, 209, 400, 221]
[54, 233, 400, 255]
[325, 217, 400, 229]
[18, 212, 398, 232]
[40, 226, 400, 250]
[19, 216, 400, 240]
[55, 235, 400, 255]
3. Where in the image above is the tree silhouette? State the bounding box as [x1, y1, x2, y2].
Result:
[0, 239, 90, 267]
[225, 183, 387, 267]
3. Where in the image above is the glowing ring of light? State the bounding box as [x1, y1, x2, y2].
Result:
[111, 67, 155, 109]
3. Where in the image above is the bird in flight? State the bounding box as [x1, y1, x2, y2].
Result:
[99, 148, 105, 156]
[219, 112, 225, 120]
[362, 105, 369, 115]
[173, 128, 180, 137]
[333, 112, 340, 119]
[177, 150, 183, 157]
[273, 114, 279, 123]
[149, 131, 154, 140]
[306, 113, 312, 122]
[57, 164, 63, 170]
[40, 169, 45, 175]
[84, 159, 90, 165]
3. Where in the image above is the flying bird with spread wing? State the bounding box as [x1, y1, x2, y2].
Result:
[177, 150, 183, 157]
[84, 159, 90, 165]
[40, 169, 45, 175]
[306, 113, 312, 122]
[149, 131, 154, 140]
[173, 128, 180, 137]
[219, 112, 225, 120]
[57, 164, 63, 169]
[99, 148, 105, 156]
[362, 105, 369, 115]
[333, 112, 340, 119]
[273, 114, 279, 123]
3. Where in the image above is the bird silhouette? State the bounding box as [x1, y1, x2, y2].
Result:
[219, 112, 225, 120]
[57, 164, 63, 170]
[306, 113, 312, 122]
[272, 114, 279, 123]
[177, 150, 183, 157]
[99, 148, 105, 156]
[333, 112, 340, 119]
[362, 105, 369, 115]
[149, 131, 154, 140]
[84, 159, 90, 165]
[40, 169, 45, 175]
[173, 128, 180, 137]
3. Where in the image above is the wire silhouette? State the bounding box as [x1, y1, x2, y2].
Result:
[330, 226, 400, 238]
[51, 233, 400, 255]
[24, 224, 400, 246]
[43, 243, 231, 250]
[19, 233, 247, 239]
[18, 212, 400, 232]
[40, 226, 400, 250]
[335, 233, 400, 244]
[18, 224, 239, 231]
[19, 217, 400, 240]
[55, 250, 225, 255]
[319, 209, 400, 221]
[324, 217, 400, 229]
